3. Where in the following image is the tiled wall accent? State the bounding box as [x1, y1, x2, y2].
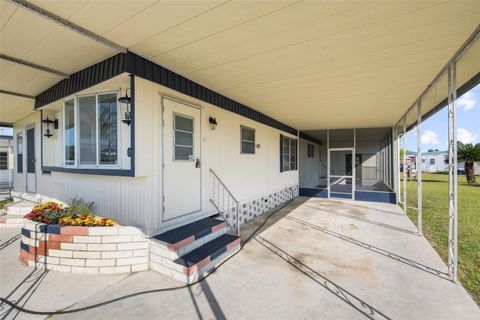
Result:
[239, 185, 298, 224]
[19, 220, 149, 274]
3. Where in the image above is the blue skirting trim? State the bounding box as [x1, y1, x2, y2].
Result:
[355, 191, 396, 204]
[299, 188, 328, 198]
[330, 193, 352, 199]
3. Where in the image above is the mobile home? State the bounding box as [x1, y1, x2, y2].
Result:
[1, 1, 479, 280]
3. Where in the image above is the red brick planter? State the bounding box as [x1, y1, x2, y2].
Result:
[20, 219, 149, 274]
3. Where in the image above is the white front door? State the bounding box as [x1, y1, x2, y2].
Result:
[162, 98, 201, 221]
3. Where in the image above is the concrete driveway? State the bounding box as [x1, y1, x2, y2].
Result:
[1, 197, 479, 319]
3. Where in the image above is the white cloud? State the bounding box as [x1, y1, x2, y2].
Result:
[421, 130, 439, 145]
[457, 128, 478, 144]
[457, 91, 476, 111]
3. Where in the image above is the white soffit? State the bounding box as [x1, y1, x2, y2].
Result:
[0, 93, 34, 124]
[1, 0, 479, 129]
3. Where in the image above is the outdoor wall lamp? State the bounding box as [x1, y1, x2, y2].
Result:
[118, 88, 132, 126]
[208, 116, 218, 130]
[42, 114, 58, 138]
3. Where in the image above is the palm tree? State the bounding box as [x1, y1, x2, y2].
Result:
[457, 142, 480, 184]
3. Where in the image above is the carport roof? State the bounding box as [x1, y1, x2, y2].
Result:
[1, 0, 479, 129]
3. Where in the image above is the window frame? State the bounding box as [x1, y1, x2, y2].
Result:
[172, 112, 195, 162]
[62, 91, 121, 169]
[240, 125, 256, 155]
[429, 158, 436, 165]
[281, 135, 297, 172]
[16, 132, 23, 173]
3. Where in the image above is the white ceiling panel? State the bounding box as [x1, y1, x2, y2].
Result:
[0, 0, 479, 129]
[0, 93, 34, 124]
[104, 1, 227, 47]
[132, 1, 298, 58]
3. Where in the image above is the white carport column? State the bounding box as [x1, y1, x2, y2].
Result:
[416, 101, 422, 235]
[447, 63, 458, 282]
[392, 126, 399, 203]
[402, 116, 407, 215]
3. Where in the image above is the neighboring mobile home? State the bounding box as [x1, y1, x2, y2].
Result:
[0, 133, 13, 190]
[406, 150, 480, 174]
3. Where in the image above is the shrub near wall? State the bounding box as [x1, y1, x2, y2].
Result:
[20, 220, 149, 274]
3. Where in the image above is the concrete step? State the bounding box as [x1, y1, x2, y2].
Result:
[5, 201, 35, 216]
[151, 234, 240, 284]
[150, 217, 227, 259]
[0, 215, 24, 228]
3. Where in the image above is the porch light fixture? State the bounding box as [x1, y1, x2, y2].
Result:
[208, 116, 218, 130]
[118, 88, 132, 126]
[42, 114, 58, 138]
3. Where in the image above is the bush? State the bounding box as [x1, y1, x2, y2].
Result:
[66, 197, 95, 216]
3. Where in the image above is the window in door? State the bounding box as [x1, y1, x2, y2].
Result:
[307, 143, 314, 158]
[173, 114, 194, 161]
[16, 133, 23, 173]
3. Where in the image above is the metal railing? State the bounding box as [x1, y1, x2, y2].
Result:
[209, 169, 240, 236]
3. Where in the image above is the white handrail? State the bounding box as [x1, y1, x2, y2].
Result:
[209, 169, 240, 236]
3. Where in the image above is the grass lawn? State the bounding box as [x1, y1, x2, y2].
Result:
[0, 199, 12, 210]
[402, 173, 480, 304]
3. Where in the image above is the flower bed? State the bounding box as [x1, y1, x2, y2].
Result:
[19, 201, 149, 274]
[24, 201, 115, 226]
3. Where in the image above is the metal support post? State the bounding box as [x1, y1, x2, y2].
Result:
[403, 117, 407, 215]
[447, 63, 458, 282]
[417, 100, 423, 235]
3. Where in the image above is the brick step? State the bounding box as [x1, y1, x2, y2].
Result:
[0, 215, 24, 228]
[150, 217, 227, 259]
[151, 234, 240, 284]
[6, 201, 35, 216]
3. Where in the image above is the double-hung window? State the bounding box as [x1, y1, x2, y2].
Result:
[63, 92, 118, 167]
[281, 135, 297, 171]
[240, 126, 255, 154]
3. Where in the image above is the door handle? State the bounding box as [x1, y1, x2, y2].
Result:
[195, 158, 201, 168]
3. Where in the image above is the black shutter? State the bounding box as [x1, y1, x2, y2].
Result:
[280, 134, 284, 172]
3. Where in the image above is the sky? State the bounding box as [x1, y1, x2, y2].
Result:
[405, 84, 480, 152]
